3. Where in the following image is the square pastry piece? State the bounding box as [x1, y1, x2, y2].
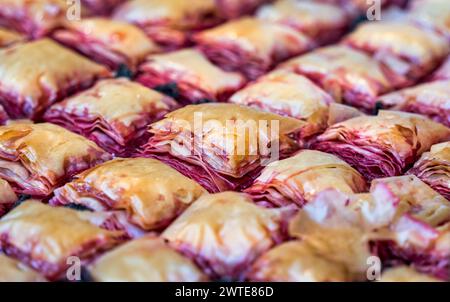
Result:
[432, 56, 450, 81]
[137, 49, 246, 105]
[44, 78, 178, 156]
[81, 0, 126, 15]
[409, 142, 450, 201]
[379, 80, 450, 127]
[194, 17, 314, 80]
[316, 0, 407, 16]
[0, 123, 111, 197]
[0, 254, 46, 282]
[0, 201, 125, 281]
[0, 39, 111, 119]
[113, 0, 220, 49]
[279, 45, 404, 111]
[53, 18, 160, 71]
[0, 27, 24, 48]
[229, 70, 334, 138]
[88, 235, 207, 282]
[312, 111, 450, 181]
[344, 22, 449, 84]
[141, 103, 305, 193]
[0, 105, 9, 126]
[365, 176, 450, 280]
[51, 158, 206, 232]
[256, 0, 349, 45]
[245, 150, 367, 208]
[246, 240, 352, 282]
[162, 192, 293, 280]
[215, 0, 272, 18]
[408, 0, 450, 38]
[0, 0, 69, 38]
[272, 175, 450, 281]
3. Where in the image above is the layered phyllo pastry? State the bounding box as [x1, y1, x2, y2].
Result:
[408, 0, 450, 38]
[82, 0, 126, 15]
[0, 27, 24, 48]
[0, 0, 69, 38]
[140, 103, 305, 192]
[379, 266, 442, 282]
[367, 176, 450, 280]
[162, 191, 294, 280]
[256, 0, 349, 45]
[229, 70, 334, 138]
[88, 235, 208, 282]
[312, 111, 450, 181]
[0, 39, 111, 119]
[379, 80, 450, 127]
[44, 78, 178, 156]
[287, 175, 450, 281]
[245, 150, 367, 208]
[51, 158, 206, 232]
[432, 56, 450, 81]
[0, 254, 46, 282]
[194, 17, 314, 79]
[53, 18, 160, 71]
[137, 48, 246, 105]
[0, 201, 126, 280]
[215, 0, 272, 18]
[279, 45, 403, 111]
[408, 142, 450, 200]
[0, 123, 111, 197]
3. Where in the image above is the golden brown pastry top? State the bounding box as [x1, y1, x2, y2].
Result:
[288, 190, 373, 277]
[48, 78, 177, 137]
[377, 110, 450, 154]
[0, 39, 110, 110]
[56, 158, 206, 230]
[89, 235, 207, 282]
[0, 201, 123, 264]
[280, 45, 391, 89]
[0, 254, 47, 282]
